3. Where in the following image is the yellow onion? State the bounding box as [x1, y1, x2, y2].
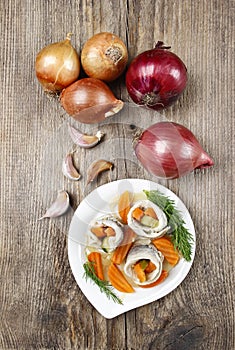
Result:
[60, 78, 124, 124]
[81, 32, 128, 82]
[35, 33, 80, 93]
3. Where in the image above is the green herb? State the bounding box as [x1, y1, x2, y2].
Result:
[83, 261, 123, 305]
[144, 190, 194, 261]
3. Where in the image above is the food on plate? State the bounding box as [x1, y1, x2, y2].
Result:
[108, 262, 134, 293]
[83, 189, 193, 303]
[89, 216, 124, 253]
[118, 190, 132, 224]
[152, 236, 179, 267]
[127, 199, 170, 238]
[111, 226, 136, 265]
[124, 240, 163, 286]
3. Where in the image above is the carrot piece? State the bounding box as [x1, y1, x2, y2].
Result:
[145, 261, 156, 274]
[105, 227, 115, 237]
[152, 236, 179, 266]
[132, 207, 144, 222]
[139, 270, 168, 288]
[91, 226, 106, 238]
[88, 252, 104, 280]
[111, 227, 136, 264]
[108, 262, 134, 293]
[144, 207, 158, 219]
[118, 191, 132, 224]
[133, 262, 146, 282]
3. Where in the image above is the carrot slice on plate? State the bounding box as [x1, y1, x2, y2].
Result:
[118, 191, 132, 224]
[132, 207, 144, 221]
[90, 226, 106, 238]
[111, 227, 136, 265]
[88, 252, 104, 280]
[139, 270, 168, 288]
[145, 261, 156, 274]
[133, 262, 146, 283]
[108, 262, 134, 293]
[152, 236, 179, 266]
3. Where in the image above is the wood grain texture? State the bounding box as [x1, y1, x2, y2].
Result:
[0, 0, 234, 349]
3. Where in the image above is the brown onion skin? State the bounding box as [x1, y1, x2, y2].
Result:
[135, 122, 214, 179]
[35, 34, 80, 93]
[81, 32, 128, 82]
[60, 78, 124, 124]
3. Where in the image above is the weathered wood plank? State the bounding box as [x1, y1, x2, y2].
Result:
[0, 0, 234, 349]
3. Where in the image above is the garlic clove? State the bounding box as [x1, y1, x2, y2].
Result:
[87, 160, 113, 184]
[68, 125, 104, 148]
[38, 190, 70, 220]
[62, 153, 81, 180]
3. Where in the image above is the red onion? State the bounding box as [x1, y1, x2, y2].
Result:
[126, 42, 187, 110]
[134, 122, 214, 179]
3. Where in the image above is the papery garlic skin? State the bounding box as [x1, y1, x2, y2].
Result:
[62, 153, 81, 181]
[86, 159, 113, 184]
[68, 125, 104, 148]
[38, 190, 70, 219]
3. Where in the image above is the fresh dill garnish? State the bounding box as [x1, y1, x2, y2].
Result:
[83, 261, 123, 305]
[144, 190, 194, 261]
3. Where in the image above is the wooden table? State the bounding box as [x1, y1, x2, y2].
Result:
[1, 1, 234, 349]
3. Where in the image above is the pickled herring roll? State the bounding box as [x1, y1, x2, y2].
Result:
[124, 240, 163, 286]
[89, 216, 123, 252]
[127, 200, 170, 238]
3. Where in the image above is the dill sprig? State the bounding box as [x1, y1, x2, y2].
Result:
[83, 261, 123, 305]
[144, 190, 194, 261]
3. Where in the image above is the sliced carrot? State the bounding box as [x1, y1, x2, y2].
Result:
[108, 262, 134, 293]
[118, 191, 132, 224]
[105, 227, 115, 237]
[152, 236, 179, 267]
[88, 252, 104, 281]
[132, 207, 144, 222]
[139, 270, 168, 288]
[145, 261, 156, 274]
[91, 226, 106, 238]
[133, 262, 146, 282]
[111, 227, 136, 265]
[144, 207, 158, 219]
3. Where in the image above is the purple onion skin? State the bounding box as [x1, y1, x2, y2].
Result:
[135, 122, 214, 179]
[126, 43, 188, 110]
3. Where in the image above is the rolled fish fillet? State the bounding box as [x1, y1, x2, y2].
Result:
[127, 199, 170, 238]
[88, 216, 123, 252]
[124, 240, 163, 286]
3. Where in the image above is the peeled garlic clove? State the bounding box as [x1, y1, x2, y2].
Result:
[38, 190, 70, 220]
[87, 159, 113, 184]
[62, 153, 81, 180]
[68, 125, 104, 148]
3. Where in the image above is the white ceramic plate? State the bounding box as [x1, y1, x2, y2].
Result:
[68, 179, 196, 319]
